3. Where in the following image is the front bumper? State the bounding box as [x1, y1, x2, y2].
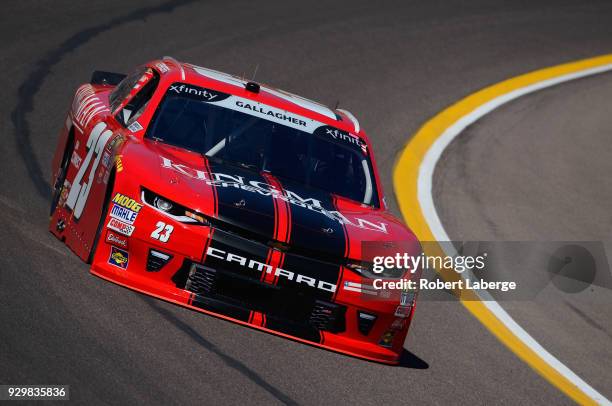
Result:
[92, 219, 415, 364]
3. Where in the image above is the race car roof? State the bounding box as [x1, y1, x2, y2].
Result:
[155, 56, 362, 136]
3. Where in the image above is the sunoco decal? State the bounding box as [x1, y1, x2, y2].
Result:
[108, 246, 129, 269]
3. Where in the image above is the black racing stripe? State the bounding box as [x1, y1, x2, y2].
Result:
[289, 207, 345, 258]
[332, 266, 345, 302]
[279, 252, 341, 302]
[207, 160, 276, 240]
[202, 157, 218, 217]
[203, 228, 270, 280]
[274, 180, 347, 260]
[333, 196, 351, 259]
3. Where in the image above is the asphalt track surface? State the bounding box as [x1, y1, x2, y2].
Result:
[1, 1, 611, 404]
[434, 71, 612, 400]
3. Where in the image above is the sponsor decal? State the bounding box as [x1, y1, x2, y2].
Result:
[316, 126, 367, 153]
[58, 180, 71, 207]
[207, 246, 337, 293]
[110, 203, 138, 224]
[234, 100, 307, 127]
[70, 151, 82, 168]
[169, 84, 220, 102]
[106, 135, 124, 153]
[102, 169, 111, 184]
[343, 281, 378, 296]
[108, 246, 129, 269]
[400, 290, 415, 306]
[101, 151, 111, 168]
[155, 61, 169, 74]
[390, 318, 407, 331]
[394, 305, 412, 318]
[107, 217, 135, 236]
[105, 230, 128, 249]
[111, 193, 142, 212]
[378, 330, 395, 348]
[127, 121, 143, 132]
[161, 157, 388, 233]
[115, 156, 123, 172]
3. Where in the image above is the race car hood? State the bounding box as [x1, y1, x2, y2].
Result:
[130, 140, 418, 261]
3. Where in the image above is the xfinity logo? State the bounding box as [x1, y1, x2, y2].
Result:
[161, 156, 388, 233]
[325, 128, 365, 149]
[207, 247, 336, 293]
[169, 84, 218, 101]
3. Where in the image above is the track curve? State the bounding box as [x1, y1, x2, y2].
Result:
[2, 1, 611, 404]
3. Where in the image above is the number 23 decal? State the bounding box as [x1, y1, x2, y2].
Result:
[151, 221, 174, 242]
[65, 122, 113, 219]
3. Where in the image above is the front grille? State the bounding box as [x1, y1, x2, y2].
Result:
[184, 263, 345, 333]
[185, 266, 216, 295]
[309, 301, 346, 332]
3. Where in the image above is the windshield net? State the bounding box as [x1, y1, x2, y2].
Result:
[146, 83, 378, 206]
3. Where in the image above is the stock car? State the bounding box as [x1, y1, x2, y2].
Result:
[49, 57, 421, 364]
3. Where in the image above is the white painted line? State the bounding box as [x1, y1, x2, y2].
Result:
[418, 63, 612, 405]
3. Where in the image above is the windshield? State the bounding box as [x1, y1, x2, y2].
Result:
[146, 83, 379, 206]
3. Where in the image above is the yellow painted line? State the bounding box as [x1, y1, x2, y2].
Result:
[394, 54, 612, 405]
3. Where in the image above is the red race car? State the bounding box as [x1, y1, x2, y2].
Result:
[49, 57, 421, 364]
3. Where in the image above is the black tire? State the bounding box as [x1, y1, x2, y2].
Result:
[50, 132, 75, 216]
[87, 170, 115, 264]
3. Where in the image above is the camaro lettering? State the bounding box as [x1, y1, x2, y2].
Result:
[208, 247, 336, 293]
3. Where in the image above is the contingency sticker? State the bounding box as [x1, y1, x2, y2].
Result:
[108, 246, 129, 269]
[107, 217, 135, 236]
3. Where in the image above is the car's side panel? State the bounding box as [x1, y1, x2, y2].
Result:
[50, 84, 126, 261]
